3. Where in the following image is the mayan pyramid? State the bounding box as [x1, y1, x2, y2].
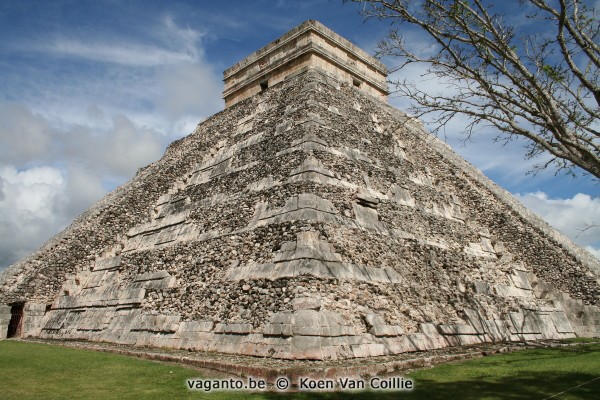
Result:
[1, 20, 598, 360]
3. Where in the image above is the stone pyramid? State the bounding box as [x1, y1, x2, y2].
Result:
[1, 20, 598, 360]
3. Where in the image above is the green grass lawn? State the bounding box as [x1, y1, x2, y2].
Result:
[0, 340, 598, 399]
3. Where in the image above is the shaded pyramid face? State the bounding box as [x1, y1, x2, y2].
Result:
[1, 23, 599, 360]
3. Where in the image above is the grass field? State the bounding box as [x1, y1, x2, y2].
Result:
[0, 340, 598, 399]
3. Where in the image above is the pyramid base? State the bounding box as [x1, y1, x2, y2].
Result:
[19, 337, 590, 382]
[8, 302, 597, 361]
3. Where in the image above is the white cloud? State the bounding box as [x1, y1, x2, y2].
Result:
[515, 192, 600, 258]
[0, 166, 64, 217]
[585, 246, 600, 259]
[0, 103, 170, 270]
[10, 14, 223, 133]
[64, 114, 167, 179]
[158, 62, 222, 121]
[0, 103, 54, 165]
[0, 13, 226, 271]
[0, 166, 67, 267]
[0, 103, 167, 179]
[31, 15, 206, 67]
[42, 38, 197, 67]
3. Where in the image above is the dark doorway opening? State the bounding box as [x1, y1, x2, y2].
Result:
[7, 303, 24, 338]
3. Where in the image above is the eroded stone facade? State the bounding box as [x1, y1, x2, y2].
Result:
[0, 21, 598, 359]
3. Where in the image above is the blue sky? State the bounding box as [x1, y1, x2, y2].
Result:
[0, 0, 598, 270]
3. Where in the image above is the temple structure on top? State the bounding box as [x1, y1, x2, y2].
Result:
[223, 20, 389, 107]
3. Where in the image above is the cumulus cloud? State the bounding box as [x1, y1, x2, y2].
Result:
[0, 166, 67, 267]
[0, 103, 167, 179]
[515, 192, 600, 259]
[65, 115, 167, 178]
[0, 103, 54, 165]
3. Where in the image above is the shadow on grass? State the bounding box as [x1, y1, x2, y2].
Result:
[251, 371, 600, 400]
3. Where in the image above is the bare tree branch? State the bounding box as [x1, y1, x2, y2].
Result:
[576, 221, 598, 237]
[348, 0, 600, 178]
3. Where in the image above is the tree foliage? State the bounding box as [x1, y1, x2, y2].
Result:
[350, 0, 600, 178]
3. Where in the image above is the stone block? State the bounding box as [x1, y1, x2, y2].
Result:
[213, 323, 253, 334]
[293, 324, 322, 336]
[291, 296, 321, 310]
[454, 334, 485, 346]
[280, 241, 296, 252]
[269, 312, 293, 325]
[420, 323, 438, 335]
[484, 319, 512, 341]
[178, 320, 213, 333]
[24, 303, 47, 316]
[134, 271, 171, 282]
[0, 306, 11, 339]
[495, 284, 533, 298]
[291, 336, 323, 359]
[43, 310, 69, 331]
[463, 308, 486, 334]
[364, 313, 385, 328]
[294, 310, 321, 327]
[353, 192, 379, 207]
[353, 203, 383, 230]
[480, 238, 495, 253]
[510, 270, 533, 290]
[473, 281, 493, 295]
[493, 241, 507, 255]
[370, 324, 404, 337]
[464, 243, 496, 258]
[551, 311, 575, 333]
[388, 185, 416, 207]
[404, 333, 446, 351]
[93, 256, 121, 271]
[509, 311, 542, 334]
[438, 324, 478, 335]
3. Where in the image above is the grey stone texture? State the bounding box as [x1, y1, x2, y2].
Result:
[0, 305, 10, 339]
[0, 21, 598, 359]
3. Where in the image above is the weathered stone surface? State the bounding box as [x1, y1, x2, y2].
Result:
[0, 305, 11, 339]
[0, 20, 597, 360]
